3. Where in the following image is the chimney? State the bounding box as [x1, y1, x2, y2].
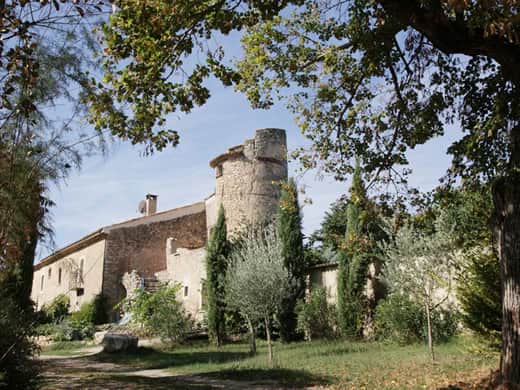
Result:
[145, 194, 157, 216]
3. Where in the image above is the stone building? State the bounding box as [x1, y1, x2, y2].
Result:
[31, 128, 288, 322]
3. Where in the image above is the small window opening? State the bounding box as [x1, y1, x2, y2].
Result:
[48, 268, 52, 279]
[58, 268, 62, 285]
[184, 285, 189, 297]
[216, 164, 223, 178]
[41, 275, 44, 291]
[76, 288, 84, 297]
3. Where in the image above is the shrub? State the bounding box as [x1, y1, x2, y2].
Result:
[125, 284, 193, 345]
[375, 293, 459, 345]
[375, 293, 425, 345]
[0, 297, 39, 389]
[70, 294, 108, 325]
[41, 294, 69, 324]
[296, 288, 337, 341]
[53, 318, 94, 342]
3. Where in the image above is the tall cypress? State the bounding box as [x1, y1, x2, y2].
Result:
[206, 205, 229, 346]
[277, 178, 305, 342]
[337, 163, 381, 338]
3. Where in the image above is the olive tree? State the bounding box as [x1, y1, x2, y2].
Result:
[381, 217, 456, 361]
[226, 225, 290, 364]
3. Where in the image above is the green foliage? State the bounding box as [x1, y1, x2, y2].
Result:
[226, 224, 291, 362]
[53, 319, 95, 342]
[296, 288, 337, 341]
[375, 293, 428, 345]
[436, 185, 502, 347]
[206, 205, 230, 346]
[375, 293, 458, 345]
[276, 179, 305, 342]
[41, 294, 70, 324]
[337, 164, 384, 338]
[0, 297, 39, 389]
[70, 294, 109, 326]
[125, 285, 193, 345]
[457, 246, 501, 348]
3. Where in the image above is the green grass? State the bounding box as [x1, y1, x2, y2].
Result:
[40, 340, 94, 356]
[87, 336, 498, 388]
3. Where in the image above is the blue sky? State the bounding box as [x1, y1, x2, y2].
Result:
[37, 31, 462, 261]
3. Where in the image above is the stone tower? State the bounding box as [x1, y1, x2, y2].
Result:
[207, 128, 288, 235]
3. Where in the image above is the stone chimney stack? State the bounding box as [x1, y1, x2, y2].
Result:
[145, 194, 157, 216]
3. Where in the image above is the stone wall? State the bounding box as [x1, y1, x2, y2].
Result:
[156, 246, 207, 322]
[308, 264, 338, 304]
[31, 238, 106, 311]
[101, 208, 207, 318]
[210, 128, 288, 236]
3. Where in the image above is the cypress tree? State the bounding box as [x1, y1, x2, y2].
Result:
[206, 205, 229, 346]
[276, 178, 305, 342]
[337, 163, 382, 338]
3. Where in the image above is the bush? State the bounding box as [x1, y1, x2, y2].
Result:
[0, 297, 39, 389]
[375, 293, 458, 345]
[53, 318, 94, 342]
[374, 293, 425, 345]
[296, 288, 337, 340]
[70, 294, 108, 325]
[40, 294, 70, 324]
[124, 284, 193, 345]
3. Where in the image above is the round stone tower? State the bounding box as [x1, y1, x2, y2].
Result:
[208, 128, 288, 235]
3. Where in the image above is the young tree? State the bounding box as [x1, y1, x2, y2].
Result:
[276, 178, 305, 342]
[226, 225, 290, 364]
[93, 1, 520, 383]
[206, 205, 229, 346]
[381, 218, 456, 361]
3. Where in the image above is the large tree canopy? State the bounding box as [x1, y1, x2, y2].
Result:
[95, 0, 520, 384]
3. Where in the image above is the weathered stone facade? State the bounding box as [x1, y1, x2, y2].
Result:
[31, 128, 288, 322]
[210, 128, 288, 235]
[102, 204, 207, 314]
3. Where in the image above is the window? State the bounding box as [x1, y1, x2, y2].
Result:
[58, 268, 62, 285]
[76, 288, 84, 297]
[48, 267, 52, 279]
[216, 164, 223, 178]
[79, 258, 84, 283]
[184, 285, 189, 297]
[40, 275, 44, 291]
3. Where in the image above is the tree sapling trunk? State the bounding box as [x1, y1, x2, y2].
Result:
[265, 317, 273, 365]
[247, 316, 256, 355]
[425, 302, 435, 362]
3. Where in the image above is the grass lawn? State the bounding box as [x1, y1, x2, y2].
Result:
[85, 336, 498, 389]
[40, 340, 95, 356]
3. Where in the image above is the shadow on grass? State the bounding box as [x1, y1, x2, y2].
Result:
[88, 347, 252, 370]
[203, 368, 332, 388]
[40, 373, 216, 390]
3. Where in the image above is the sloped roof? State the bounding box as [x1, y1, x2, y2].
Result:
[34, 201, 206, 270]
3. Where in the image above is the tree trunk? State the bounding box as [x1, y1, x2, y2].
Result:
[425, 302, 435, 362]
[265, 317, 273, 365]
[247, 316, 256, 355]
[493, 144, 520, 384]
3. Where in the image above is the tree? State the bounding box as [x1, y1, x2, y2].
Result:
[206, 205, 229, 347]
[381, 217, 456, 361]
[94, 1, 520, 383]
[276, 178, 305, 342]
[438, 185, 501, 347]
[0, 2, 190, 385]
[337, 163, 384, 339]
[226, 224, 290, 364]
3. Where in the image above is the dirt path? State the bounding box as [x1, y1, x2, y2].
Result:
[38, 351, 314, 390]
